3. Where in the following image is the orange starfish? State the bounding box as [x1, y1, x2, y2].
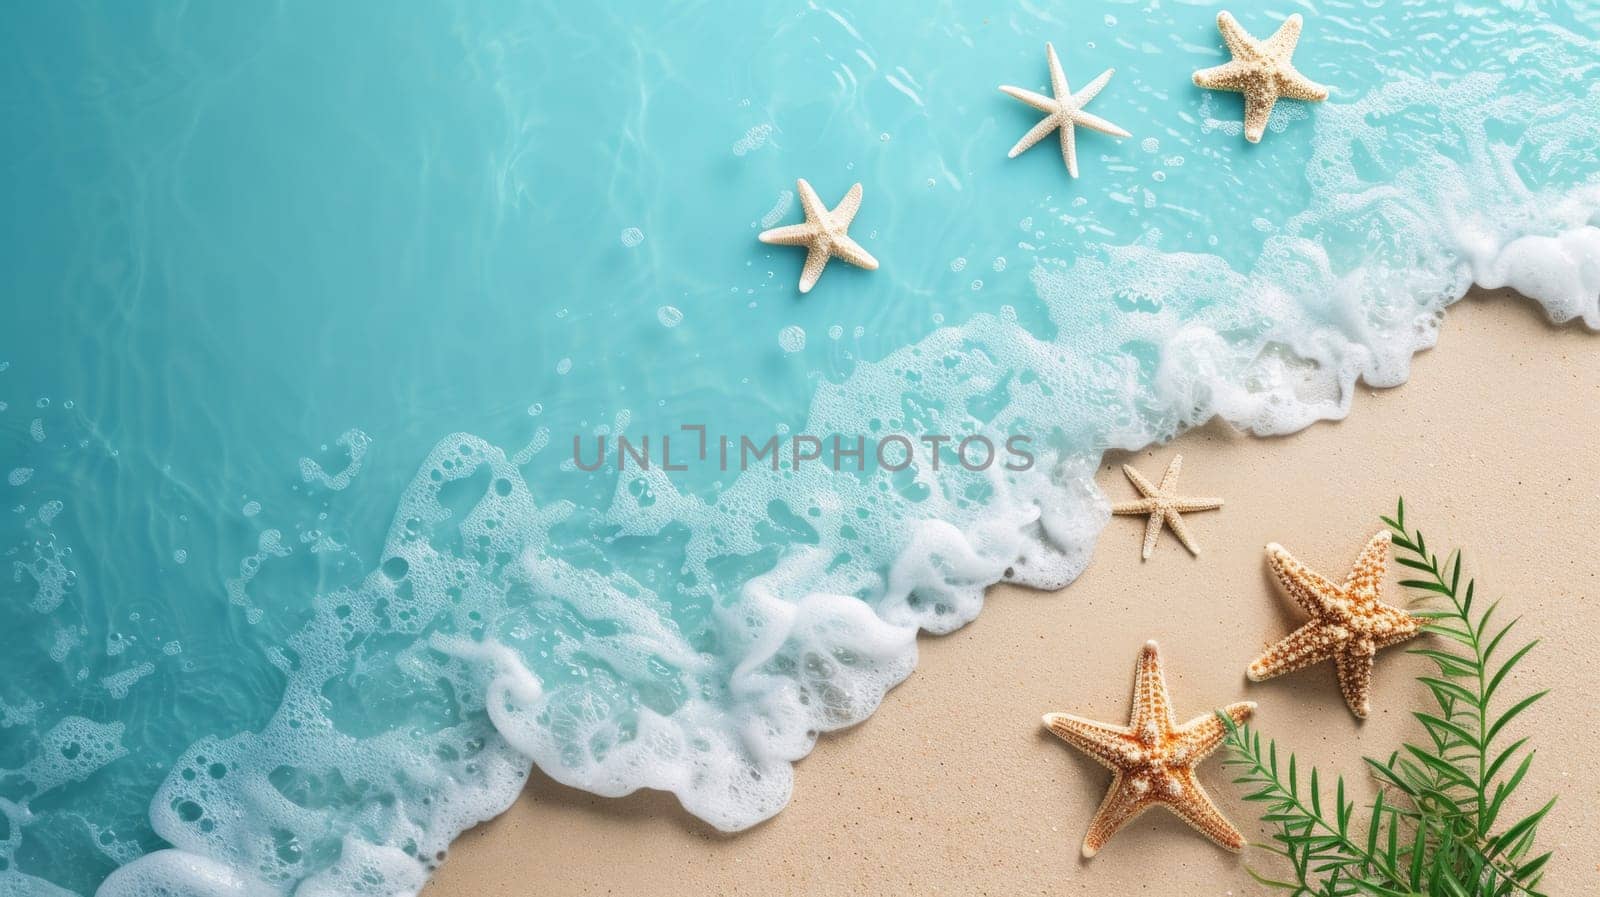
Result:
[1247, 530, 1425, 718]
[1044, 640, 1255, 857]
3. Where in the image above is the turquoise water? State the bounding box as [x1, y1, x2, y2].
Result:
[2, 1, 1597, 894]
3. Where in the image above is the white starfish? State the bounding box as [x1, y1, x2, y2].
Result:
[999, 42, 1130, 178]
[1192, 11, 1330, 143]
[757, 178, 879, 294]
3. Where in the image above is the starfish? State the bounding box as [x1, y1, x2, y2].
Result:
[757, 178, 879, 294]
[1247, 530, 1425, 719]
[1110, 454, 1223, 560]
[999, 42, 1130, 178]
[1044, 640, 1256, 857]
[1192, 11, 1330, 143]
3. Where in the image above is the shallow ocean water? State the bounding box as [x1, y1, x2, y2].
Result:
[1, 1, 1597, 894]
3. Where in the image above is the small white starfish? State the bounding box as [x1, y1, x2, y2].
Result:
[757, 178, 879, 294]
[1110, 454, 1223, 560]
[999, 42, 1130, 178]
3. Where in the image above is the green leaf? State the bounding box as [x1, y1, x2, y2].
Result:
[1485, 641, 1540, 703]
[1484, 690, 1549, 747]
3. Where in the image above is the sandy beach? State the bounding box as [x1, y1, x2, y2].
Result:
[424, 288, 1599, 896]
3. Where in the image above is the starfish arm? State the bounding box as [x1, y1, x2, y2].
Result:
[1215, 11, 1260, 60]
[831, 182, 864, 227]
[1176, 702, 1256, 756]
[1121, 463, 1159, 498]
[1129, 641, 1177, 739]
[1007, 113, 1061, 158]
[1342, 530, 1392, 598]
[795, 177, 826, 223]
[1263, 13, 1304, 57]
[1335, 645, 1377, 719]
[1165, 508, 1202, 556]
[1158, 454, 1184, 491]
[1164, 773, 1248, 852]
[829, 234, 879, 271]
[757, 222, 817, 246]
[1247, 620, 1342, 681]
[1109, 498, 1157, 515]
[1371, 607, 1425, 650]
[1241, 91, 1279, 143]
[999, 84, 1058, 114]
[1277, 67, 1330, 102]
[1192, 60, 1243, 91]
[1266, 542, 1346, 617]
[1170, 497, 1224, 512]
[1059, 119, 1079, 178]
[797, 243, 831, 294]
[1073, 68, 1116, 105]
[1070, 109, 1132, 139]
[1045, 42, 1069, 102]
[1043, 713, 1134, 770]
[1081, 775, 1153, 858]
[1141, 510, 1164, 560]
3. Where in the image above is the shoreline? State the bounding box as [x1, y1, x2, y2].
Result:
[425, 288, 1599, 896]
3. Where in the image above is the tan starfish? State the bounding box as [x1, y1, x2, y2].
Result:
[999, 42, 1130, 178]
[758, 178, 879, 294]
[1192, 11, 1330, 143]
[1045, 640, 1255, 857]
[1110, 454, 1223, 559]
[1247, 530, 1425, 718]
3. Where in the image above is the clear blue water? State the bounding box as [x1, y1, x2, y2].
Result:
[2, 1, 1597, 894]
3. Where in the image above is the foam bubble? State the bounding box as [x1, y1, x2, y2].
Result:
[778, 325, 806, 353]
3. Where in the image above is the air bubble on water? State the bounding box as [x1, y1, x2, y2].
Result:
[242, 501, 261, 518]
[949, 257, 967, 272]
[879, 132, 890, 142]
[8, 468, 33, 487]
[853, 325, 865, 338]
[527, 402, 543, 416]
[173, 549, 188, 565]
[35, 397, 48, 408]
[761, 191, 794, 227]
[1152, 171, 1167, 182]
[1103, 14, 1117, 25]
[556, 358, 573, 375]
[828, 324, 843, 340]
[1018, 216, 1033, 230]
[992, 257, 1007, 272]
[970, 279, 983, 291]
[778, 325, 806, 353]
[620, 227, 644, 248]
[932, 313, 945, 324]
[1140, 137, 1160, 153]
[656, 305, 684, 328]
[29, 419, 44, 441]
[925, 178, 935, 188]
[731, 123, 774, 156]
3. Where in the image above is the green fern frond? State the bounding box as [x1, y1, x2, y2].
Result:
[1224, 500, 1554, 897]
